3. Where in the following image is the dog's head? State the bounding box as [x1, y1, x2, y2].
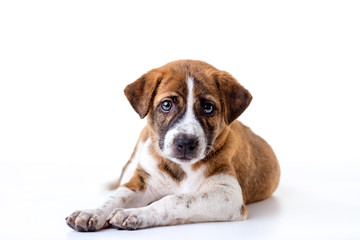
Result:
[124, 60, 252, 164]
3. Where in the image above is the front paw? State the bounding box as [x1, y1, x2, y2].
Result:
[65, 209, 108, 232]
[108, 208, 147, 230]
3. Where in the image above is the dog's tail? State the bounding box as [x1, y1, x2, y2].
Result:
[104, 178, 121, 190]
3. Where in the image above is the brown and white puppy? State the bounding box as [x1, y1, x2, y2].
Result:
[65, 60, 280, 231]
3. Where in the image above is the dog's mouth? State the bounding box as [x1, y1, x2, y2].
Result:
[159, 147, 203, 164]
[168, 156, 200, 165]
[165, 148, 209, 164]
[173, 156, 193, 161]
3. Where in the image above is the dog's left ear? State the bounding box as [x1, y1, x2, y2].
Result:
[124, 69, 163, 119]
[215, 71, 253, 125]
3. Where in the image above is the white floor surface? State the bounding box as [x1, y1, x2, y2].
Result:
[1, 160, 359, 240]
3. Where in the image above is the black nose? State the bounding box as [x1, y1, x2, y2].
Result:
[174, 135, 198, 155]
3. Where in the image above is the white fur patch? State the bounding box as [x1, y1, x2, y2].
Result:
[162, 76, 207, 164]
[179, 163, 206, 194]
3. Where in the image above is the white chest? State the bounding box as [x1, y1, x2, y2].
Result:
[139, 140, 206, 195]
[177, 164, 206, 194]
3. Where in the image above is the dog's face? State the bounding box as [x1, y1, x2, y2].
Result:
[125, 60, 252, 164]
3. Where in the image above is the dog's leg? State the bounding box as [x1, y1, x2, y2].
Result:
[65, 167, 159, 232]
[109, 174, 247, 230]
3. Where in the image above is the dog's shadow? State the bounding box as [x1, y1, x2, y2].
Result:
[246, 196, 282, 220]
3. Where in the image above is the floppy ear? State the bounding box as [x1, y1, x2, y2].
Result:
[124, 69, 163, 119]
[215, 71, 253, 125]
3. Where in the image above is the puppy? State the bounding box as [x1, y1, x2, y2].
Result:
[65, 60, 280, 231]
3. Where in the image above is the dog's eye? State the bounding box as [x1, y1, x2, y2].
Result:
[203, 103, 214, 114]
[161, 100, 173, 112]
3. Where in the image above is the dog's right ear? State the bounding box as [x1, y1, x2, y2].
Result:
[124, 69, 163, 119]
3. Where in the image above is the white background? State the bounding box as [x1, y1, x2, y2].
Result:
[1, 1, 360, 239]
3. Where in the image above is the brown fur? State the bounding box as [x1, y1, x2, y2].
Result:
[194, 121, 280, 203]
[122, 60, 280, 204]
[157, 156, 186, 182]
[123, 166, 149, 192]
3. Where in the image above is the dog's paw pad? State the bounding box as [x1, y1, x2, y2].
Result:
[66, 222, 75, 230]
[88, 225, 96, 232]
[76, 225, 85, 232]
